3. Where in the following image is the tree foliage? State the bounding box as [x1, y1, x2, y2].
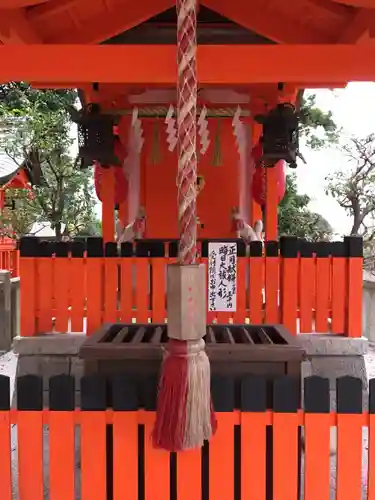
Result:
[278, 173, 333, 241]
[299, 93, 340, 150]
[0, 83, 99, 239]
[0, 82, 77, 115]
[274, 91, 337, 241]
[326, 134, 375, 238]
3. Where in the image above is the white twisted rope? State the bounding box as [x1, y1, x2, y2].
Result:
[177, 0, 198, 265]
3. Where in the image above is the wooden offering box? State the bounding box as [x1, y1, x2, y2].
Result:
[80, 324, 306, 385]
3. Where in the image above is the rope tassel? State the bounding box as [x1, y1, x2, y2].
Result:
[152, 339, 216, 450]
[152, 0, 216, 452]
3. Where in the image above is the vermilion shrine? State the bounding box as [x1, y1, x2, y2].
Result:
[0, 0, 372, 497]
[0, 157, 31, 273]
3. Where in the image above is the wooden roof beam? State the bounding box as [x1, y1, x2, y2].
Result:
[339, 8, 375, 42]
[309, 0, 355, 17]
[200, 0, 334, 43]
[0, 45, 369, 84]
[332, 0, 375, 7]
[31, 0, 175, 43]
[26, 0, 78, 21]
[0, 0, 48, 6]
[0, 8, 41, 43]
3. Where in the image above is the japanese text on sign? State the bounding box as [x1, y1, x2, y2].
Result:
[208, 242, 237, 312]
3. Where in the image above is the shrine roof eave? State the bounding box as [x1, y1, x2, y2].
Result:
[0, 171, 19, 188]
[0, 155, 21, 187]
[0, 44, 365, 85]
[0, 0, 371, 47]
[17, 0, 359, 45]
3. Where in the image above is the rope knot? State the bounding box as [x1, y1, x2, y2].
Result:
[163, 339, 205, 359]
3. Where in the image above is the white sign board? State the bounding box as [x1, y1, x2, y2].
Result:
[208, 242, 237, 312]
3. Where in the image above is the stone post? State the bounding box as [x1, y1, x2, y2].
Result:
[10, 277, 20, 340]
[0, 270, 12, 351]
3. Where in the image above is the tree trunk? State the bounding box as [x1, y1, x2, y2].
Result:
[350, 199, 363, 235]
[55, 222, 62, 241]
[351, 218, 362, 235]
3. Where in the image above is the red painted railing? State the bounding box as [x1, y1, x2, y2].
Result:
[0, 238, 18, 277]
[18, 236, 363, 337]
[0, 372, 371, 500]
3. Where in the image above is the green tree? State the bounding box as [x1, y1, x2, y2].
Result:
[0, 189, 36, 238]
[325, 133, 375, 271]
[274, 91, 337, 240]
[326, 134, 375, 238]
[75, 219, 102, 237]
[0, 82, 77, 115]
[0, 82, 97, 240]
[278, 173, 333, 241]
[299, 91, 340, 149]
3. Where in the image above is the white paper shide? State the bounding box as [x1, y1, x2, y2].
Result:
[208, 242, 237, 312]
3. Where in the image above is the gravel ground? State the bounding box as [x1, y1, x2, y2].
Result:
[2, 346, 375, 499]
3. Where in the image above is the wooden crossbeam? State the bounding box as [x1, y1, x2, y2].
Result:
[0, 44, 372, 84]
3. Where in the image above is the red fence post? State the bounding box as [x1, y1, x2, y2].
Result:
[315, 242, 331, 333]
[299, 241, 314, 333]
[49, 376, 75, 500]
[80, 376, 107, 500]
[134, 242, 150, 324]
[86, 238, 104, 336]
[241, 377, 267, 500]
[69, 241, 86, 333]
[272, 378, 300, 498]
[264, 241, 279, 324]
[280, 237, 299, 334]
[119, 242, 133, 323]
[150, 242, 167, 324]
[19, 237, 37, 336]
[345, 236, 363, 338]
[234, 241, 247, 324]
[336, 377, 363, 499]
[112, 374, 139, 500]
[103, 242, 119, 324]
[331, 241, 346, 334]
[54, 242, 70, 333]
[303, 377, 331, 500]
[36, 241, 54, 333]
[210, 377, 236, 500]
[0, 377, 12, 500]
[249, 241, 263, 324]
[17, 376, 44, 500]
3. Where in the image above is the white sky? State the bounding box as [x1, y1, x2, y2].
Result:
[297, 83, 375, 238]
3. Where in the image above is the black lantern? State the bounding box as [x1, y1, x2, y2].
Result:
[71, 103, 121, 169]
[255, 103, 300, 168]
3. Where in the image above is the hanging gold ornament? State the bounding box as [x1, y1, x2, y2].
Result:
[150, 118, 161, 165]
[212, 118, 223, 166]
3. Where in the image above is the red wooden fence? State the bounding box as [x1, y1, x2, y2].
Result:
[0, 238, 18, 277]
[0, 373, 371, 500]
[18, 236, 363, 337]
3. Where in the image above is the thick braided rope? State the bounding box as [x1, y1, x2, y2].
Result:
[177, 0, 197, 265]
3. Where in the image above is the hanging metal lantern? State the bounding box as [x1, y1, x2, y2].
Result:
[70, 103, 121, 168]
[255, 103, 300, 168]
